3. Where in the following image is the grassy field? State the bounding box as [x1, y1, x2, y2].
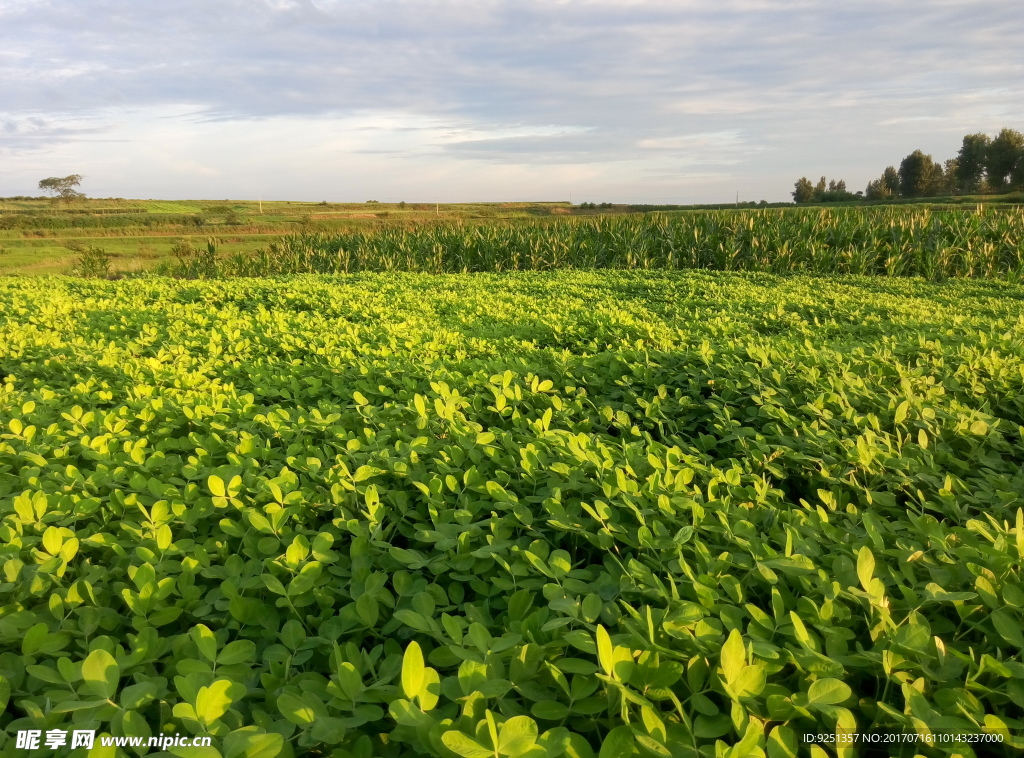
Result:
[1, 271, 1023, 757]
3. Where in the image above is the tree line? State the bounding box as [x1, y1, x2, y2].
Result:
[792, 127, 1024, 203]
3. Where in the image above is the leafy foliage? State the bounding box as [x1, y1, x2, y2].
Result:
[1, 271, 1024, 757]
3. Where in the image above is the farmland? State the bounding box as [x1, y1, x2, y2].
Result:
[2, 269, 1023, 757]
[0, 199, 572, 276]
[2, 197, 1023, 278]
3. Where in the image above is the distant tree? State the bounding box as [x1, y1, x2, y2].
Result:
[898, 150, 943, 198]
[38, 174, 85, 201]
[792, 177, 815, 203]
[795, 176, 857, 203]
[881, 166, 900, 196]
[816, 178, 857, 202]
[865, 167, 899, 200]
[986, 128, 1024, 190]
[864, 179, 887, 200]
[955, 133, 990, 193]
[943, 158, 959, 191]
[929, 160, 950, 195]
[1012, 152, 1024, 190]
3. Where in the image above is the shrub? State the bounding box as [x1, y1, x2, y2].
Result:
[69, 244, 111, 278]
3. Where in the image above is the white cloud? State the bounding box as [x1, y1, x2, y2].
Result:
[0, 0, 1021, 201]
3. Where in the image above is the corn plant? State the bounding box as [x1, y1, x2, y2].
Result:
[159, 207, 1024, 280]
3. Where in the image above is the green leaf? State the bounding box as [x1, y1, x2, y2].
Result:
[531, 701, 570, 721]
[354, 465, 378, 482]
[121, 709, 152, 740]
[640, 708, 665, 743]
[208, 475, 226, 498]
[280, 619, 306, 649]
[416, 667, 441, 710]
[218, 640, 257, 665]
[893, 400, 909, 424]
[262, 573, 287, 595]
[565, 733, 596, 758]
[223, 731, 284, 758]
[402, 640, 425, 700]
[486, 481, 511, 502]
[87, 735, 119, 758]
[196, 679, 244, 725]
[248, 512, 274, 534]
[856, 546, 875, 593]
[22, 623, 50, 655]
[719, 628, 746, 683]
[766, 726, 798, 758]
[82, 648, 120, 700]
[120, 681, 158, 709]
[538, 728, 572, 757]
[310, 715, 348, 745]
[356, 594, 379, 628]
[634, 735, 669, 758]
[441, 731, 495, 758]
[334, 661, 363, 701]
[595, 624, 614, 676]
[497, 715, 538, 756]
[807, 678, 852, 706]
[278, 691, 316, 726]
[42, 526, 63, 555]
[991, 610, 1024, 649]
[599, 725, 634, 758]
[228, 596, 259, 625]
[390, 699, 433, 728]
[192, 624, 218, 662]
[169, 747, 223, 758]
[728, 664, 766, 700]
[394, 609, 432, 632]
[728, 719, 762, 758]
[27, 664, 65, 684]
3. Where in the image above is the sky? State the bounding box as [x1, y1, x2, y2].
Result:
[1, 0, 1022, 203]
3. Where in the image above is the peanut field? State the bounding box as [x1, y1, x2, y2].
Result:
[1, 270, 1023, 758]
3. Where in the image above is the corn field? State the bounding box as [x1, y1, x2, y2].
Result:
[163, 206, 1024, 279]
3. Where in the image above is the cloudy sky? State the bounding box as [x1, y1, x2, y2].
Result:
[1, 0, 1021, 203]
